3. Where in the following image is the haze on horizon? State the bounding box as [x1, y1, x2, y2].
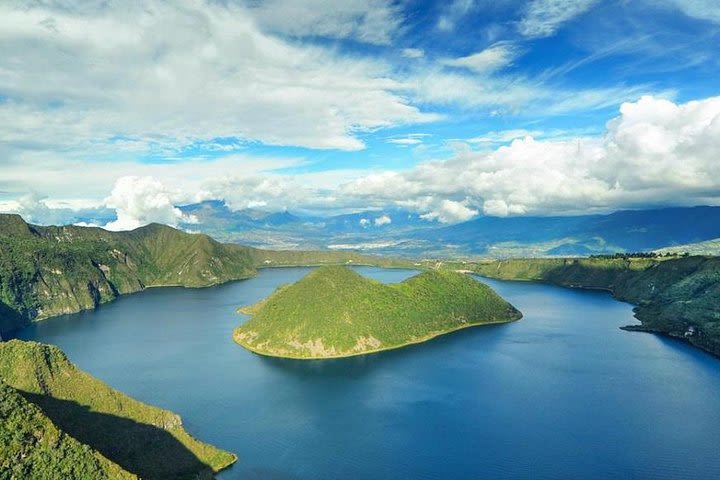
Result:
[1, 0, 719, 230]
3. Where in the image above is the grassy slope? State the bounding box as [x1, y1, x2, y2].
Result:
[234, 266, 521, 359]
[0, 380, 136, 480]
[0, 340, 237, 480]
[468, 256, 720, 357]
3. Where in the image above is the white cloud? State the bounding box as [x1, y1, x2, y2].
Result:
[359, 218, 370, 227]
[104, 176, 193, 231]
[437, 0, 475, 31]
[518, 0, 598, 38]
[0, 152, 303, 206]
[401, 48, 425, 58]
[387, 138, 423, 145]
[652, 0, 720, 24]
[386, 133, 430, 146]
[344, 95, 720, 219]
[244, 0, 403, 45]
[374, 214, 392, 226]
[420, 200, 479, 223]
[467, 129, 544, 144]
[441, 43, 518, 73]
[0, 0, 435, 155]
[8, 95, 720, 227]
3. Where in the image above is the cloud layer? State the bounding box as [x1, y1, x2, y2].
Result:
[343, 95, 720, 219]
[4, 95, 720, 229]
[0, 0, 433, 154]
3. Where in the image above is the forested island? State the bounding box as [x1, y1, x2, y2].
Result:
[0, 340, 236, 479]
[234, 266, 522, 359]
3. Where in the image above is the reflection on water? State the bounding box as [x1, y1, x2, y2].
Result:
[15, 267, 720, 480]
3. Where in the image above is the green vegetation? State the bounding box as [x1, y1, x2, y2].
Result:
[0, 214, 417, 337]
[0, 340, 237, 479]
[234, 266, 521, 359]
[0, 214, 257, 335]
[0, 380, 136, 480]
[465, 256, 720, 357]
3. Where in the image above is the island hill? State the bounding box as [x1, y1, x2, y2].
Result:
[234, 266, 522, 359]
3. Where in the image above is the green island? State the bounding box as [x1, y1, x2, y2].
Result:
[0, 339, 237, 479]
[234, 266, 522, 359]
[450, 255, 720, 358]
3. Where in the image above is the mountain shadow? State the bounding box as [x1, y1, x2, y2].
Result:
[18, 391, 216, 480]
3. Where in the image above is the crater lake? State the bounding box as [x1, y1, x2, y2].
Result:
[13, 267, 720, 480]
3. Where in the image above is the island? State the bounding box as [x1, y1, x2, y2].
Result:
[233, 266, 522, 359]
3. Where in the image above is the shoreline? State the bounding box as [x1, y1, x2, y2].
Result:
[6, 262, 411, 336]
[474, 273, 720, 360]
[232, 315, 522, 361]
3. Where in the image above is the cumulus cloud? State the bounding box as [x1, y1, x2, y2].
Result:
[518, 0, 599, 38]
[344, 95, 720, 219]
[359, 218, 370, 227]
[420, 200, 479, 223]
[0, 192, 113, 226]
[104, 176, 194, 231]
[374, 215, 392, 226]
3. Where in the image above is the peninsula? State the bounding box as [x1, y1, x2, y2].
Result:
[234, 266, 521, 359]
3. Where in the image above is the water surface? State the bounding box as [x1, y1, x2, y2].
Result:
[15, 267, 720, 479]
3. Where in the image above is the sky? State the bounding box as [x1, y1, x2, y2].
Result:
[1, 0, 720, 229]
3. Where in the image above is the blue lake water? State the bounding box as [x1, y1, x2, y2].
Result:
[14, 267, 720, 479]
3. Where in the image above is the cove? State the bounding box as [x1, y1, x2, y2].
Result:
[13, 267, 720, 480]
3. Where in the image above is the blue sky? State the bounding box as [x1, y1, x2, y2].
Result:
[1, 0, 719, 229]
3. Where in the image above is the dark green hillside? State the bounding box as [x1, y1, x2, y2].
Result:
[0, 214, 257, 335]
[0, 380, 136, 479]
[234, 266, 521, 359]
[469, 256, 720, 357]
[0, 340, 237, 479]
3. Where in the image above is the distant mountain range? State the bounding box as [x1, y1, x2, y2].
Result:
[177, 201, 720, 257]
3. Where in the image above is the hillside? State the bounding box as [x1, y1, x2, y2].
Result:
[0, 214, 419, 337]
[467, 256, 720, 357]
[0, 380, 136, 479]
[234, 266, 521, 359]
[0, 214, 257, 335]
[0, 340, 237, 479]
[657, 238, 720, 256]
